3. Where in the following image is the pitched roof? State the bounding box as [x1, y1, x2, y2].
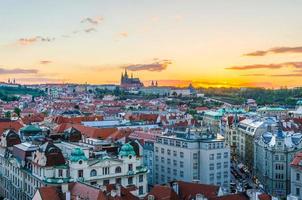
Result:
[290, 152, 302, 170]
[177, 181, 220, 199]
[210, 193, 249, 200]
[54, 123, 117, 139]
[257, 193, 272, 200]
[145, 185, 180, 200]
[37, 186, 61, 200]
[0, 120, 23, 136]
[69, 182, 105, 200]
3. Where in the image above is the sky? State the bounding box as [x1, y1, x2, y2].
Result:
[1, 0, 302, 88]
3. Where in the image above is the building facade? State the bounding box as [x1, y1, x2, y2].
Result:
[153, 129, 230, 191]
[254, 127, 302, 198]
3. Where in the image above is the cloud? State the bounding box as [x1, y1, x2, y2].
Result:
[122, 60, 172, 72]
[241, 73, 266, 77]
[226, 62, 302, 70]
[17, 77, 65, 83]
[119, 32, 128, 37]
[244, 46, 302, 56]
[84, 27, 97, 33]
[81, 16, 103, 25]
[271, 73, 302, 77]
[18, 36, 55, 46]
[0, 68, 38, 74]
[40, 60, 52, 65]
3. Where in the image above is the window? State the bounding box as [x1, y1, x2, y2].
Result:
[180, 161, 184, 168]
[78, 170, 83, 178]
[164, 139, 168, 144]
[90, 169, 97, 177]
[102, 167, 109, 175]
[209, 164, 214, 170]
[209, 154, 214, 160]
[296, 188, 300, 196]
[217, 153, 222, 159]
[210, 173, 214, 181]
[223, 162, 228, 168]
[173, 151, 177, 157]
[128, 177, 133, 185]
[193, 163, 198, 170]
[155, 147, 159, 152]
[217, 163, 221, 170]
[173, 160, 177, 166]
[167, 149, 171, 155]
[161, 148, 165, 154]
[180, 171, 184, 177]
[103, 179, 110, 185]
[139, 186, 144, 195]
[193, 153, 198, 160]
[91, 181, 97, 185]
[297, 173, 301, 181]
[139, 175, 144, 182]
[180, 152, 184, 158]
[128, 164, 133, 171]
[173, 169, 177, 176]
[116, 178, 121, 184]
[58, 169, 63, 177]
[161, 157, 165, 163]
[223, 152, 228, 158]
[115, 166, 122, 173]
[167, 158, 171, 165]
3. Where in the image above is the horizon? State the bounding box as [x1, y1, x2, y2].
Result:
[1, 1, 302, 88]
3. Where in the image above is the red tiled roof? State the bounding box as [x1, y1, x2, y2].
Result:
[290, 152, 302, 170]
[145, 185, 180, 200]
[257, 193, 272, 200]
[54, 123, 117, 139]
[210, 193, 249, 200]
[52, 115, 103, 124]
[69, 182, 105, 200]
[0, 120, 23, 136]
[37, 186, 61, 200]
[21, 113, 45, 125]
[177, 181, 220, 199]
[195, 107, 209, 111]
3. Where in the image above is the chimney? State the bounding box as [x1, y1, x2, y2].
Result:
[196, 193, 207, 200]
[116, 184, 121, 197]
[65, 191, 71, 200]
[61, 183, 69, 193]
[147, 195, 155, 200]
[172, 182, 179, 195]
[111, 190, 117, 197]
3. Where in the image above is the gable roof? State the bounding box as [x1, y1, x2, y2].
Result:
[145, 185, 180, 200]
[177, 181, 220, 199]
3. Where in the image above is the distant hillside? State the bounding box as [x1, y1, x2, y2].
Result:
[0, 86, 45, 101]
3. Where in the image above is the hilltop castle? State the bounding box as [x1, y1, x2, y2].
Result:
[120, 69, 143, 90]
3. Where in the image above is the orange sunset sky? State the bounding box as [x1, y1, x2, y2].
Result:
[1, 0, 302, 88]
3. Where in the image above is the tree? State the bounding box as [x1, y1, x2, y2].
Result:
[5, 111, 11, 118]
[14, 107, 21, 117]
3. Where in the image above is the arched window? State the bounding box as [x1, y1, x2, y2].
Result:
[90, 169, 97, 177]
[115, 166, 122, 173]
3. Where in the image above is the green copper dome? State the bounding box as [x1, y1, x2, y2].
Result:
[21, 125, 42, 133]
[70, 148, 88, 162]
[119, 143, 136, 157]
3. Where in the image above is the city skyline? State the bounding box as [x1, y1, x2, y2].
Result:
[1, 0, 302, 88]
